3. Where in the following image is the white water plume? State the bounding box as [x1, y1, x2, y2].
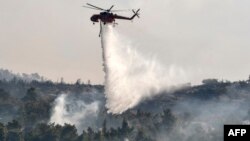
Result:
[101, 25, 188, 114]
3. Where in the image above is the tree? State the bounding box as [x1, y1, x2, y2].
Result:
[79, 130, 89, 141]
[75, 79, 81, 85]
[27, 123, 58, 141]
[161, 109, 176, 131]
[87, 127, 94, 141]
[6, 120, 21, 131]
[0, 122, 6, 141]
[22, 88, 38, 102]
[6, 132, 23, 141]
[87, 80, 91, 85]
[0, 89, 10, 100]
[6, 120, 23, 141]
[120, 119, 133, 138]
[60, 77, 64, 84]
[135, 130, 153, 141]
[100, 120, 107, 141]
[59, 124, 78, 141]
[102, 119, 107, 135]
[202, 79, 218, 85]
[121, 119, 129, 133]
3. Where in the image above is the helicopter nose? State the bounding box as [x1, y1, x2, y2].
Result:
[91, 15, 99, 22]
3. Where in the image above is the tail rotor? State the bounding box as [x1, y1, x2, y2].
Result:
[132, 9, 140, 18]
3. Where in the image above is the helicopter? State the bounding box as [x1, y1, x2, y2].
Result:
[83, 3, 140, 37]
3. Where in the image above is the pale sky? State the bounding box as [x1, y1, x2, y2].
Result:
[1, 0, 250, 84]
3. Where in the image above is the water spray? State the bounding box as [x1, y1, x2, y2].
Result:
[101, 24, 187, 114]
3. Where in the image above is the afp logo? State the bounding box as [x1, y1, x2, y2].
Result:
[224, 125, 250, 141]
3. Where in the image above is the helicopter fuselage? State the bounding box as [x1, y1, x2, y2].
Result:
[90, 12, 116, 24]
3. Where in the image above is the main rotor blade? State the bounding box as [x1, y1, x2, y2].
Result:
[108, 5, 114, 12]
[111, 9, 131, 12]
[86, 3, 105, 11]
[82, 6, 103, 11]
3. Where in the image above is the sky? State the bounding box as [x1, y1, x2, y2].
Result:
[1, 0, 250, 84]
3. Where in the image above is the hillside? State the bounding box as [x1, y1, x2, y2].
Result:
[0, 73, 250, 141]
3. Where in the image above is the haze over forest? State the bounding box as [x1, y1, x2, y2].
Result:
[0, 68, 250, 141]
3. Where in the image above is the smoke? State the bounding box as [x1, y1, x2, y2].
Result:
[101, 25, 188, 114]
[49, 91, 102, 134]
[0, 68, 46, 82]
[156, 85, 250, 141]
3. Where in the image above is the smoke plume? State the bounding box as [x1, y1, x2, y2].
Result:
[156, 87, 250, 141]
[101, 25, 188, 114]
[49, 91, 102, 134]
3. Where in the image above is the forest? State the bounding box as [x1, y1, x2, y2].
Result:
[1, 69, 250, 141]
